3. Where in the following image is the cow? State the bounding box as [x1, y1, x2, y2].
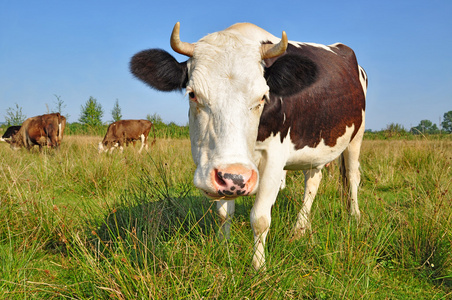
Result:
[9, 113, 66, 150]
[98, 119, 155, 154]
[1, 125, 21, 143]
[130, 22, 367, 270]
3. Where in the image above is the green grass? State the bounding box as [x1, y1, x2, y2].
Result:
[0, 136, 451, 299]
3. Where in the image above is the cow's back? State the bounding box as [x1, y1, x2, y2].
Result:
[110, 120, 131, 138]
[258, 42, 365, 150]
[138, 119, 153, 136]
[104, 120, 152, 140]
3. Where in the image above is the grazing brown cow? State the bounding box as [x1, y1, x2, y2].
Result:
[1, 125, 21, 143]
[98, 119, 155, 154]
[9, 113, 66, 150]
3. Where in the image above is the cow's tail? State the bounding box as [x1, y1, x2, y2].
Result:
[339, 153, 348, 197]
[150, 123, 156, 146]
[358, 65, 368, 98]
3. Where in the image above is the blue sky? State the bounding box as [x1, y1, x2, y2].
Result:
[1, 0, 451, 131]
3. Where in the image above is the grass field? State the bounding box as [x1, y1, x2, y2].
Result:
[0, 135, 451, 299]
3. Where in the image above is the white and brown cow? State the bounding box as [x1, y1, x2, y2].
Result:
[130, 22, 367, 270]
[98, 119, 155, 154]
[10, 113, 66, 150]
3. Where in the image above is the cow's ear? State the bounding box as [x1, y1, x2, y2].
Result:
[130, 49, 188, 91]
[264, 54, 318, 96]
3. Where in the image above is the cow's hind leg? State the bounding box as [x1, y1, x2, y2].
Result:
[292, 168, 322, 239]
[138, 134, 147, 153]
[143, 134, 149, 151]
[341, 131, 364, 220]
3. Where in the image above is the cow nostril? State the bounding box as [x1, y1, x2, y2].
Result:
[215, 170, 227, 187]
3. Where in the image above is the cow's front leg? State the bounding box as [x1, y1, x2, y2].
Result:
[280, 170, 288, 190]
[109, 143, 117, 154]
[250, 161, 285, 271]
[292, 168, 322, 239]
[118, 141, 125, 153]
[216, 199, 235, 240]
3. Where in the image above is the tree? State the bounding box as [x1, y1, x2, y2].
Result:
[5, 103, 27, 126]
[111, 99, 122, 122]
[52, 95, 70, 119]
[410, 119, 440, 135]
[146, 113, 164, 126]
[384, 123, 407, 137]
[441, 110, 452, 133]
[79, 96, 104, 126]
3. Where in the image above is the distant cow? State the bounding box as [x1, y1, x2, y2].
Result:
[10, 113, 66, 150]
[98, 119, 155, 154]
[1, 126, 21, 143]
[131, 22, 367, 270]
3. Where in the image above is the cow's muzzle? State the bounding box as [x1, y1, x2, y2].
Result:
[204, 164, 258, 199]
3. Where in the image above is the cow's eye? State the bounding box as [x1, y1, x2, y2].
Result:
[250, 96, 266, 111]
[188, 92, 197, 101]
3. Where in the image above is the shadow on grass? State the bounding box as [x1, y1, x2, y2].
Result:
[92, 193, 216, 246]
[78, 162, 223, 270]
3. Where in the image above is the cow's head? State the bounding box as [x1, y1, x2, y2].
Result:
[131, 22, 287, 199]
[98, 141, 120, 154]
[97, 142, 108, 153]
[9, 131, 23, 150]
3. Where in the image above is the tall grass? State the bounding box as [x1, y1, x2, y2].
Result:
[0, 136, 451, 299]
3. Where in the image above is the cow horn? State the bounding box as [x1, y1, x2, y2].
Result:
[261, 31, 288, 59]
[170, 22, 195, 57]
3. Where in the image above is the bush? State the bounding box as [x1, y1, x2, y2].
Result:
[66, 123, 107, 136]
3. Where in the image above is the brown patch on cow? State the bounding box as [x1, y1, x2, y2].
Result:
[257, 43, 365, 149]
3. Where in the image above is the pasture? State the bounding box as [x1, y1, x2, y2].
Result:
[0, 135, 451, 299]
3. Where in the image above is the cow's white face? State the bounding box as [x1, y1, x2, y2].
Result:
[98, 142, 106, 153]
[130, 23, 287, 199]
[186, 32, 269, 198]
[98, 141, 120, 154]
